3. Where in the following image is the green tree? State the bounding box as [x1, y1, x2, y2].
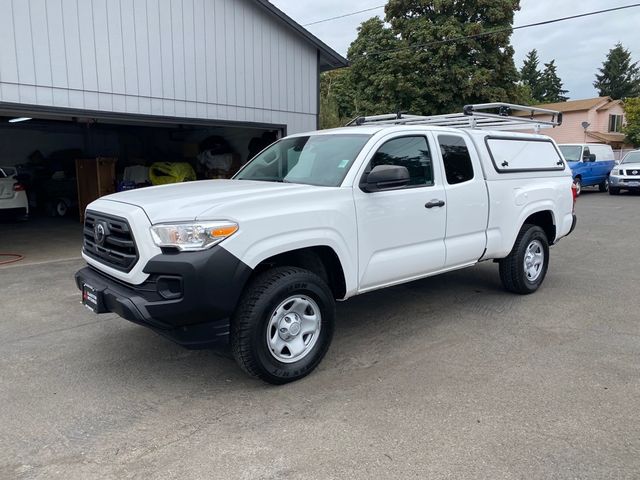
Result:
[347, 17, 419, 116]
[319, 69, 354, 129]
[594, 43, 640, 99]
[623, 97, 640, 146]
[520, 49, 544, 102]
[538, 60, 568, 103]
[345, 0, 522, 116]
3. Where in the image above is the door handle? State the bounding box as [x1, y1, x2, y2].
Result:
[425, 200, 445, 209]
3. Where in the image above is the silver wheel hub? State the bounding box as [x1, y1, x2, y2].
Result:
[267, 295, 321, 363]
[524, 239, 545, 282]
[278, 313, 302, 340]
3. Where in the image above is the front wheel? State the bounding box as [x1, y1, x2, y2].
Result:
[231, 267, 335, 384]
[499, 224, 549, 295]
[599, 178, 609, 192]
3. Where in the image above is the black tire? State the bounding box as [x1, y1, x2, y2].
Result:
[499, 224, 549, 295]
[573, 177, 582, 196]
[231, 267, 335, 384]
[599, 178, 609, 192]
[609, 187, 620, 195]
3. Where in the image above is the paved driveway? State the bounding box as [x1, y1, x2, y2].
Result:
[1, 192, 639, 479]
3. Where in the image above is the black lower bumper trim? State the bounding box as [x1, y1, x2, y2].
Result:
[75, 246, 253, 349]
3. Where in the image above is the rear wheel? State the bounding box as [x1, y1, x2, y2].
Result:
[599, 178, 609, 192]
[499, 224, 549, 295]
[231, 267, 335, 384]
[573, 177, 582, 196]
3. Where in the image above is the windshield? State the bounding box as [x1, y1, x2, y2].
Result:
[235, 134, 371, 187]
[559, 146, 582, 162]
[622, 152, 640, 164]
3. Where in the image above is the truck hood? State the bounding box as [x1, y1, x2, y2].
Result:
[619, 162, 640, 171]
[101, 179, 319, 223]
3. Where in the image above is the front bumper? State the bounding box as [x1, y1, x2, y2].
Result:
[75, 246, 253, 349]
[610, 176, 640, 189]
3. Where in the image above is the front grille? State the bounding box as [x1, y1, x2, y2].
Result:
[83, 211, 138, 272]
[625, 169, 640, 176]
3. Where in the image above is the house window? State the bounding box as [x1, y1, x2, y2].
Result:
[609, 114, 623, 133]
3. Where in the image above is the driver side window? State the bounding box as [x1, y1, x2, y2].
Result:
[365, 136, 433, 187]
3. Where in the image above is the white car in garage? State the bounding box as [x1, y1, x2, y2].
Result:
[0, 166, 28, 218]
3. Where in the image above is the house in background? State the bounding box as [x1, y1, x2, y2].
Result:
[528, 97, 627, 150]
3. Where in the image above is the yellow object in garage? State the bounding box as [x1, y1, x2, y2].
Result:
[149, 162, 196, 185]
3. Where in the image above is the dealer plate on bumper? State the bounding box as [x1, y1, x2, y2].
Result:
[626, 181, 640, 187]
[82, 283, 104, 313]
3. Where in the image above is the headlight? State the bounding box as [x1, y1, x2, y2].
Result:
[611, 169, 622, 176]
[150, 221, 238, 251]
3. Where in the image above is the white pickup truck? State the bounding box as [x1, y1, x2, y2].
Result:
[75, 104, 576, 384]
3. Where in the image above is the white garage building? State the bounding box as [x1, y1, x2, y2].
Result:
[0, 0, 346, 220]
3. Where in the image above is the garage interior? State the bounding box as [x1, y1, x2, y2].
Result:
[0, 109, 283, 266]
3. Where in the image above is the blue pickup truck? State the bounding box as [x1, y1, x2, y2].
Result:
[558, 144, 616, 195]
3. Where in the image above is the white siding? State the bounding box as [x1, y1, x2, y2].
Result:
[0, 0, 319, 134]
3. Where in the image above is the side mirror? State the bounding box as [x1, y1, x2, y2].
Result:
[363, 165, 410, 192]
[588, 154, 597, 162]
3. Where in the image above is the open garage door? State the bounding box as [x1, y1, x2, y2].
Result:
[0, 106, 284, 266]
[0, 105, 284, 220]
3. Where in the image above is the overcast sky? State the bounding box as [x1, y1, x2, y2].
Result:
[270, 0, 640, 100]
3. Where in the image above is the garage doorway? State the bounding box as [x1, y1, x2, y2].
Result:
[0, 107, 284, 266]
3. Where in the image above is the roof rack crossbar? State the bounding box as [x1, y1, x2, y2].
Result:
[347, 103, 563, 131]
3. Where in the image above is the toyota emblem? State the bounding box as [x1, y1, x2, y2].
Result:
[94, 223, 107, 246]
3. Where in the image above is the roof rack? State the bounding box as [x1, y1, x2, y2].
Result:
[346, 103, 563, 133]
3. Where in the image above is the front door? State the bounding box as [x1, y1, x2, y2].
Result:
[580, 147, 596, 185]
[353, 134, 447, 291]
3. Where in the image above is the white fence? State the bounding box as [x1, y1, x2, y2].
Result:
[614, 149, 635, 161]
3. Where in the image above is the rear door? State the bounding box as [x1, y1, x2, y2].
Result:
[353, 133, 447, 291]
[436, 134, 489, 267]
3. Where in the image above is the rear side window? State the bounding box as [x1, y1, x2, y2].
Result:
[368, 136, 434, 186]
[438, 135, 474, 184]
[486, 138, 564, 172]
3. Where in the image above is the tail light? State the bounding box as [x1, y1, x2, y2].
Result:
[13, 183, 25, 192]
[571, 183, 577, 212]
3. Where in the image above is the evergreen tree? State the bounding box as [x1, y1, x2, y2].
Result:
[538, 60, 568, 103]
[594, 43, 640, 99]
[520, 49, 544, 102]
[347, 17, 419, 116]
[345, 0, 522, 116]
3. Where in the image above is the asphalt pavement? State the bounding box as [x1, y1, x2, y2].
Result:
[1, 191, 639, 479]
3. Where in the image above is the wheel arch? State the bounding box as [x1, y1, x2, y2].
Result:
[249, 246, 348, 300]
[522, 210, 556, 245]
